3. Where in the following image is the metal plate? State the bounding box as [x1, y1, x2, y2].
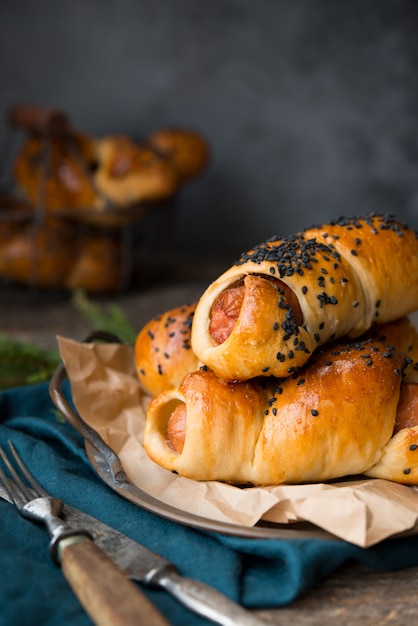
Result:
[48, 338, 339, 541]
[84, 439, 339, 541]
[52, 331, 418, 544]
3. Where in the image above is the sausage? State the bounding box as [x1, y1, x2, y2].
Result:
[167, 382, 418, 457]
[209, 284, 245, 344]
[167, 403, 186, 453]
[394, 383, 418, 433]
[209, 276, 303, 345]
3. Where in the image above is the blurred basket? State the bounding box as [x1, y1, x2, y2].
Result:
[0, 104, 183, 293]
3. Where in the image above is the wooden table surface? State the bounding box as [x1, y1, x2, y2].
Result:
[2, 273, 418, 625]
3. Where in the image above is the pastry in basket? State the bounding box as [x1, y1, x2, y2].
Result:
[144, 337, 418, 485]
[0, 192, 33, 247]
[0, 217, 76, 288]
[94, 135, 178, 207]
[12, 131, 98, 212]
[147, 127, 210, 184]
[65, 230, 124, 293]
[191, 214, 418, 381]
[135, 302, 200, 396]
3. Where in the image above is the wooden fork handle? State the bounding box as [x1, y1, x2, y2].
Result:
[58, 536, 170, 626]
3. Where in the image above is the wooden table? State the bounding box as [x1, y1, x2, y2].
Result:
[2, 274, 418, 625]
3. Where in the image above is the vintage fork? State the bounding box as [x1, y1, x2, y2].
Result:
[0, 440, 170, 626]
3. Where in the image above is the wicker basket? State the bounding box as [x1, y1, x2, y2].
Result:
[0, 104, 178, 293]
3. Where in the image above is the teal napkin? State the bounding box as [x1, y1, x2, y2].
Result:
[1, 381, 418, 626]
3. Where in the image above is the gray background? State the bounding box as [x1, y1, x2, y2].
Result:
[1, 0, 417, 262]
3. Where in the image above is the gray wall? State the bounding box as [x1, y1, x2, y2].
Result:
[1, 0, 417, 260]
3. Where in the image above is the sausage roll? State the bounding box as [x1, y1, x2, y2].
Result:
[12, 131, 98, 212]
[191, 214, 418, 381]
[94, 135, 178, 207]
[365, 316, 418, 382]
[135, 302, 200, 397]
[147, 127, 210, 184]
[0, 217, 76, 288]
[144, 338, 418, 485]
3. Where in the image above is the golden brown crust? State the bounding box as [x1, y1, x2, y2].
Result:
[144, 339, 406, 485]
[65, 231, 124, 293]
[191, 215, 418, 381]
[364, 316, 418, 382]
[135, 302, 200, 396]
[365, 426, 418, 484]
[147, 128, 210, 184]
[94, 136, 178, 207]
[12, 132, 98, 212]
[0, 217, 76, 288]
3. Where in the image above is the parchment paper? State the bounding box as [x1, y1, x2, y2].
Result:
[57, 335, 418, 548]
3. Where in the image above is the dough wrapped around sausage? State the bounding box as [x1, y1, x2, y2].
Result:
[147, 127, 210, 184]
[94, 135, 178, 207]
[12, 131, 98, 212]
[144, 338, 418, 485]
[365, 316, 418, 382]
[191, 214, 418, 381]
[135, 302, 200, 396]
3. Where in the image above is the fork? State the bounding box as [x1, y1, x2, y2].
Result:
[0, 440, 170, 626]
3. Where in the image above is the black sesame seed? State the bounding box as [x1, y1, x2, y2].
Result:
[409, 444, 418, 451]
[404, 468, 411, 475]
[311, 409, 319, 416]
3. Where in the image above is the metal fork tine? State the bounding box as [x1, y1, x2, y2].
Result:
[7, 440, 48, 497]
[0, 464, 26, 508]
[0, 444, 33, 503]
[0, 443, 172, 625]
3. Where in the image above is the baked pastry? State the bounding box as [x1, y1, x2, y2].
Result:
[135, 302, 200, 396]
[0, 217, 76, 288]
[191, 214, 418, 381]
[65, 230, 124, 293]
[365, 316, 418, 382]
[0, 192, 33, 248]
[12, 131, 98, 212]
[144, 338, 418, 485]
[147, 128, 210, 184]
[94, 135, 178, 207]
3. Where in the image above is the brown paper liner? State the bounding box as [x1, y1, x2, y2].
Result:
[57, 335, 418, 547]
